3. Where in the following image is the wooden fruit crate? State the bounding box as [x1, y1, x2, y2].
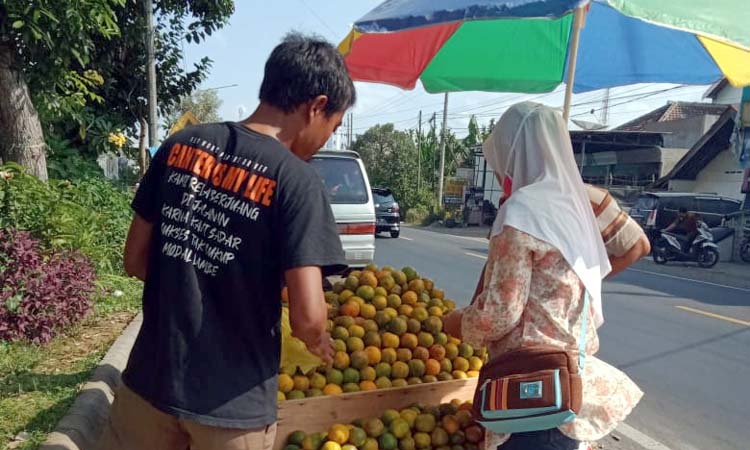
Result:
[273, 377, 478, 450]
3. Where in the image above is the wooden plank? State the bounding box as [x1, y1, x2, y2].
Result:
[273, 378, 478, 450]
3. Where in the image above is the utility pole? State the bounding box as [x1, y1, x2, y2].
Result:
[349, 112, 354, 148]
[437, 93, 449, 208]
[600, 88, 611, 128]
[145, 0, 158, 174]
[417, 110, 422, 192]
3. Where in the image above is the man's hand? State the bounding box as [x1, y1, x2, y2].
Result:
[124, 214, 153, 281]
[286, 266, 333, 364]
[443, 309, 464, 341]
[305, 331, 334, 365]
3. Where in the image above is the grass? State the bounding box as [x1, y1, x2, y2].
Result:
[0, 275, 142, 450]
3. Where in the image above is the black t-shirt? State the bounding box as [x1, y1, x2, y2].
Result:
[122, 122, 345, 429]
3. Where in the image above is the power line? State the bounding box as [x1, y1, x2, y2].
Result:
[295, 0, 338, 40]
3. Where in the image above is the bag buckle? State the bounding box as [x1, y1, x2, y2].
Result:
[519, 381, 543, 399]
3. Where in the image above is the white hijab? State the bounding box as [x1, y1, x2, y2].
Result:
[483, 102, 611, 327]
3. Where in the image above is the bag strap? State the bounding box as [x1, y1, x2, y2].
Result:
[578, 291, 589, 370]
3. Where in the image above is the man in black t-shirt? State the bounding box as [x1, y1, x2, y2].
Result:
[98, 33, 355, 450]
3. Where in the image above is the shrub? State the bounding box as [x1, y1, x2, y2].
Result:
[0, 229, 96, 344]
[0, 163, 132, 273]
[405, 206, 430, 225]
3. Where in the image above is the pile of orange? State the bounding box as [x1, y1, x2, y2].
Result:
[282, 399, 485, 450]
[278, 265, 486, 401]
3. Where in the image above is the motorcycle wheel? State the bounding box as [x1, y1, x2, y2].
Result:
[698, 247, 719, 268]
[741, 241, 750, 263]
[653, 244, 668, 265]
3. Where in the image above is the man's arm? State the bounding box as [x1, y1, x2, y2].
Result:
[286, 266, 334, 364]
[124, 214, 154, 281]
[607, 235, 651, 277]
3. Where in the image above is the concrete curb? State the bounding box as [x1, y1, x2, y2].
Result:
[39, 314, 143, 450]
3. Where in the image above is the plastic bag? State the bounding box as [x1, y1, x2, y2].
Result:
[280, 306, 322, 374]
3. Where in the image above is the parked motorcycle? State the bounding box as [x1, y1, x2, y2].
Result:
[741, 226, 750, 263]
[653, 221, 720, 268]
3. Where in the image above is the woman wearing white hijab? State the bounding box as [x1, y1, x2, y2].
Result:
[444, 103, 642, 450]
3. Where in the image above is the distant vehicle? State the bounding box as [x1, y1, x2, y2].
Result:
[372, 188, 401, 239]
[310, 150, 375, 269]
[653, 220, 719, 268]
[629, 192, 741, 243]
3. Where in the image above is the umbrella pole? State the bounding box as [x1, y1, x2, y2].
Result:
[563, 6, 587, 122]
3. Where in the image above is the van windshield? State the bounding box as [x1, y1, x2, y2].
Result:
[310, 157, 368, 204]
[633, 196, 657, 211]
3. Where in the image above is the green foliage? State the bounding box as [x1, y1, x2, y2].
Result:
[405, 206, 430, 225]
[164, 89, 224, 131]
[0, 163, 132, 273]
[353, 124, 425, 214]
[0, 0, 125, 120]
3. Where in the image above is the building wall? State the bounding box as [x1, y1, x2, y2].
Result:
[643, 115, 720, 149]
[660, 147, 691, 177]
[713, 86, 743, 105]
[668, 148, 745, 200]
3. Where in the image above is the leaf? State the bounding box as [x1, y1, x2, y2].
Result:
[12, 20, 24, 29]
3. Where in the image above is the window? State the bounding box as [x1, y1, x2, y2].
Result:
[310, 157, 368, 204]
[372, 189, 395, 205]
[632, 196, 657, 211]
[696, 198, 722, 215]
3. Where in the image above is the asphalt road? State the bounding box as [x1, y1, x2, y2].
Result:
[374, 227, 750, 450]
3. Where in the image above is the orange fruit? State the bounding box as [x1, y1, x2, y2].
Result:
[347, 337, 365, 352]
[348, 324, 365, 339]
[469, 356, 483, 371]
[382, 332, 400, 349]
[442, 415, 460, 434]
[425, 359, 441, 376]
[418, 332, 434, 348]
[372, 296, 388, 310]
[467, 370, 480, 378]
[431, 288, 444, 300]
[408, 279, 425, 294]
[356, 285, 375, 301]
[333, 351, 350, 370]
[413, 346, 430, 362]
[278, 374, 294, 393]
[412, 307, 429, 322]
[453, 357, 470, 372]
[401, 291, 418, 306]
[360, 271, 379, 288]
[323, 384, 343, 395]
[340, 300, 361, 317]
[364, 346, 382, 365]
[293, 375, 310, 392]
[364, 331, 381, 348]
[391, 361, 409, 379]
[399, 305, 415, 318]
[350, 350, 369, 370]
[328, 424, 351, 445]
[428, 306, 443, 318]
[381, 348, 397, 364]
[396, 348, 413, 363]
[445, 343, 459, 360]
[375, 376, 393, 389]
[384, 307, 398, 319]
[429, 345, 446, 361]
[400, 333, 418, 350]
[391, 378, 408, 388]
[360, 380, 377, 391]
[452, 370, 468, 379]
[360, 366, 377, 382]
[408, 359, 426, 378]
[440, 358, 453, 374]
[360, 303, 377, 320]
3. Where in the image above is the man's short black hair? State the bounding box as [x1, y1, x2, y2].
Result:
[679, 207, 688, 213]
[260, 32, 356, 115]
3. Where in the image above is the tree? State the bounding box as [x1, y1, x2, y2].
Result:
[0, 0, 124, 180]
[354, 124, 431, 213]
[82, 0, 233, 173]
[164, 89, 224, 131]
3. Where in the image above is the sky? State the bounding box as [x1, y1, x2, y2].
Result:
[182, 0, 713, 141]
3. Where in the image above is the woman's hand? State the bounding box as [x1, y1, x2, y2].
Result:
[443, 309, 464, 340]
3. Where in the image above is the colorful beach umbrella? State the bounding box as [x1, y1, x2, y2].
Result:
[339, 0, 750, 109]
